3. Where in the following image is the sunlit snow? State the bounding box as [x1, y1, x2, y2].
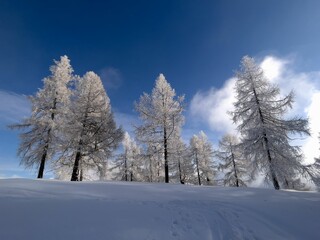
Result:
[1, 179, 319, 240]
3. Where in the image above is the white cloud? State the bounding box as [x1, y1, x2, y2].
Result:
[0, 90, 30, 125]
[190, 78, 237, 134]
[261, 57, 320, 163]
[260, 56, 288, 82]
[190, 55, 320, 164]
[301, 91, 320, 163]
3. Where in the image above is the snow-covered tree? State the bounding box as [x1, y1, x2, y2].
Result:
[189, 131, 215, 185]
[301, 134, 320, 188]
[10, 56, 73, 178]
[140, 144, 163, 182]
[216, 134, 247, 187]
[135, 74, 184, 183]
[170, 135, 193, 184]
[303, 159, 320, 188]
[112, 132, 142, 181]
[53, 164, 73, 181]
[59, 71, 123, 181]
[231, 56, 309, 190]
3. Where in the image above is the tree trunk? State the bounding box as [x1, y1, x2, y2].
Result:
[124, 152, 128, 181]
[149, 155, 153, 182]
[253, 87, 280, 190]
[98, 163, 106, 181]
[157, 158, 160, 181]
[130, 162, 133, 182]
[79, 168, 83, 181]
[178, 158, 184, 184]
[37, 98, 56, 179]
[37, 147, 47, 178]
[195, 151, 201, 185]
[71, 140, 82, 181]
[231, 149, 239, 187]
[164, 127, 169, 183]
[284, 178, 290, 189]
[37, 127, 52, 178]
[264, 134, 280, 190]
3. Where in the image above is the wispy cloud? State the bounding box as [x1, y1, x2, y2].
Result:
[114, 111, 140, 135]
[190, 55, 320, 164]
[0, 90, 30, 125]
[190, 78, 237, 134]
[99, 67, 123, 90]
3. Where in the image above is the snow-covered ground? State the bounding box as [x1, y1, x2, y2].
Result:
[0, 179, 319, 240]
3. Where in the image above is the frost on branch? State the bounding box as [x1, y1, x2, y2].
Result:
[189, 131, 216, 186]
[135, 74, 185, 183]
[10, 56, 73, 178]
[57, 71, 123, 181]
[231, 56, 310, 190]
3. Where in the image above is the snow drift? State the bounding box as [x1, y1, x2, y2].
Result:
[0, 179, 319, 240]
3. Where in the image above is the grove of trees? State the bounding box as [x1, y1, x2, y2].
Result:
[11, 55, 320, 189]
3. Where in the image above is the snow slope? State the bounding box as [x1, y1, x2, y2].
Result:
[0, 179, 319, 240]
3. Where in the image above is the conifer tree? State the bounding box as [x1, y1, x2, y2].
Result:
[301, 134, 320, 187]
[303, 159, 320, 187]
[10, 56, 73, 178]
[189, 131, 215, 185]
[231, 56, 309, 189]
[216, 134, 247, 187]
[141, 144, 163, 182]
[58, 71, 123, 181]
[112, 132, 142, 181]
[135, 74, 184, 183]
[170, 135, 193, 184]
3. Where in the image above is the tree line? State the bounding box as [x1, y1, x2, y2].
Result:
[11, 55, 320, 189]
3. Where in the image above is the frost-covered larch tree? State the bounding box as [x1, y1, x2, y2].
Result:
[59, 71, 123, 181]
[301, 134, 320, 187]
[216, 134, 247, 187]
[141, 143, 163, 182]
[170, 134, 193, 184]
[303, 159, 320, 188]
[135, 74, 184, 183]
[10, 56, 73, 178]
[112, 132, 142, 181]
[231, 56, 309, 190]
[189, 131, 215, 185]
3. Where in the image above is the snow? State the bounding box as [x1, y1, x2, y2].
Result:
[0, 179, 319, 240]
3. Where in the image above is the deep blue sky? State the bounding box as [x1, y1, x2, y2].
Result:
[1, 0, 320, 178]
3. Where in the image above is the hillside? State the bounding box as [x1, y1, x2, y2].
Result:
[0, 179, 319, 240]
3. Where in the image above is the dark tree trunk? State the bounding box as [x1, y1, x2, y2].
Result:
[124, 153, 128, 181]
[206, 177, 210, 185]
[164, 127, 169, 183]
[253, 87, 280, 190]
[79, 169, 83, 181]
[71, 140, 82, 181]
[37, 147, 47, 178]
[149, 156, 153, 182]
[130, 162, 133, 181]
[37, 98, 57, 179]
[195, 151, 201, 185]
[231, 149, 239, 187]
[178, 158, 184, 184]
[264, 134, 280, 190]
[157, 158, 160, 180]
[284, 178, 290, 189]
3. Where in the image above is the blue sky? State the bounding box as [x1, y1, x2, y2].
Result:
[1, 0, 320, 178]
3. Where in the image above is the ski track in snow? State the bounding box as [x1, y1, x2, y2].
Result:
[0, 179, 319, 240]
